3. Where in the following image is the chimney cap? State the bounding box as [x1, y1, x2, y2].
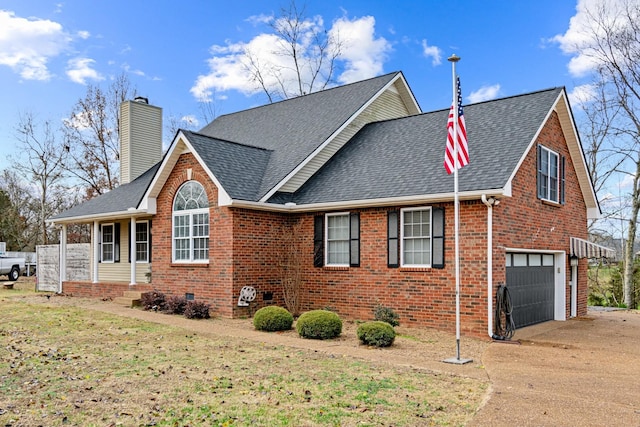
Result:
[133, 96, 149, 104]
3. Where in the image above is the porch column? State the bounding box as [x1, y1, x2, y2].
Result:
[130, 217, 137, 285]
[93, 221, 99, 283]
[59, 224, 67, 293]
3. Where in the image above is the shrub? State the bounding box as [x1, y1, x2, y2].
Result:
[373, 305, 400, 327]
[141, 290, 166, 311]
[253, 306, 294, 332]
[164, 295, 188, 315]
[357, 321, 396, 347]
[184, 301, 210, 319]
[296, 310, 342, 340]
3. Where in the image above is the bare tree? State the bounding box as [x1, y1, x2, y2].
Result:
[281, 216, 303, 316]
[0, 187, 25, 250]
[574, 0, 640, 308]
[243, 1, 343, 102]
[11, 113, 68, 247]
[62, 73, 136, 198]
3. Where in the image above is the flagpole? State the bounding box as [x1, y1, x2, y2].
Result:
[444, 53, 472, 365]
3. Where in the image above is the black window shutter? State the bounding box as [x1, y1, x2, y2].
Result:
[114, 223, 121, 263]
[560, 155, 566, 205]
[432, 207, 445, 269]
[349, 213, 360, 267]
[148, 220, 152, 263]
[387, 210, 399, 268]
[98, 224, 102, 263]
[127, 222, 131, 263]
[536, 145, 544, 199]
[313, 215, 324, 267]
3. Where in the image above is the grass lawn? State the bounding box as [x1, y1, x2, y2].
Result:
[0, 283, 486, 426]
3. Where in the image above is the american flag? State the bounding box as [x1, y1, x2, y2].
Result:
[444, 77, 469, 174]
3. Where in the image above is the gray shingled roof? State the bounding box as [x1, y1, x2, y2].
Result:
[183, 130, 272, 201]
[50, 163, 160, 220]
[198, 72, 400, 199]
[279, 87, 563, 205]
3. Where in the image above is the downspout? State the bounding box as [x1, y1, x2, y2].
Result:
[481, 194, 497, 338]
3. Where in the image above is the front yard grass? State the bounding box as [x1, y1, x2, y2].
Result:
[0, 297, 486, 426]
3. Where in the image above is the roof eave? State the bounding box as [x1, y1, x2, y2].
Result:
[226, 188, 508, 213]
[47, 207, 153, 225]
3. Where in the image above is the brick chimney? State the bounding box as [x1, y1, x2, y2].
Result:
[119, 97, 162, 184]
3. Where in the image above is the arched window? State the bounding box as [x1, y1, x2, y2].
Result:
[172, 181, 209, 262]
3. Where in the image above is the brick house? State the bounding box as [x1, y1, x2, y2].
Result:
[49, 71, 611, 338]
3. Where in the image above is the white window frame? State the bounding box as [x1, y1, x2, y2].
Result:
[101, 223, 115, 263]
[539, 146, 560, 203]
[400, 207, 432, 268]
[135, 221, 149, 263]
[172, 181, 210, 263]
[325, 212, 350, 267]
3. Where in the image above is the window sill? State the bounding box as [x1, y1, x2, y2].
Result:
[400, 267, 431, 272]
[541, 199, 562, 208]
[170, 262, 209, 268]
[323, 266, 350, 271]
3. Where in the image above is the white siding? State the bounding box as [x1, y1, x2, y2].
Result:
[279, 84, 413, 193]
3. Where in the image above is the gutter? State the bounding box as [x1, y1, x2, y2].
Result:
[228, 188, 507, 213]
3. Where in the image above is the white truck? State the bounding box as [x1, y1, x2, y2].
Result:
[0, 255, 25, 281]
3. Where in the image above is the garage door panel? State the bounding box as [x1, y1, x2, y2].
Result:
[506, 253, 555, 329]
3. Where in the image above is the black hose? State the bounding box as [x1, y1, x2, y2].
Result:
[493, 284, 515, 340]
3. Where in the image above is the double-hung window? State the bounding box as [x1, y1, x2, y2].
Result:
[326, 213, 350, 266]
[388, 207, 444, 269]
[172, 181, 209, 262]
[313, 212, 360, 267]
[401, 208, 431, 267]
[135, 221, 149, 263]
[101, 223, 114, 263]
[537, 145, 565, 204]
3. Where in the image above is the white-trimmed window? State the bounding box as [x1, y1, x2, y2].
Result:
[135, 221, 149, 263]
[172, 181, 209, 262]
[537, 145, 565, 204]
[326, 213, 350, 266]
[401, 207, 432, 267]
[101, 223, 115, 263]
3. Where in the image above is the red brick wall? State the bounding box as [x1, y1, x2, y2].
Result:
[492, 111, 588, 318]
[68, 110, 588, 339]
[149, 153, 235, 316]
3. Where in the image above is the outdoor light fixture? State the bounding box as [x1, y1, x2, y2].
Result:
[570, 255, 579, 267]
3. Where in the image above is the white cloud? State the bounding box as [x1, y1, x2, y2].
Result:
[77, 30, 90, 39]
[331, 16, 392, 84]
[421, 39, 442, 66]
[66, 57, 104, 84]
[568, 83, 596, 108]
[467, 84, 501, 103]
[0, 10, 72, 80]
[552, 0, 640, 77]
[191, 14, 391, 102]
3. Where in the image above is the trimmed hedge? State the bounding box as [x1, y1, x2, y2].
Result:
[253, 306, 294, 332]
[296, 310, 342, 340]
[357, 321, 396, 347]
[373, 305, 400, 327]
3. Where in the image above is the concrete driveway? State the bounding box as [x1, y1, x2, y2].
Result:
[470, 309, 640, 426]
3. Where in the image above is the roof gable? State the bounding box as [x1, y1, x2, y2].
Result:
[198, 71, 419, 201]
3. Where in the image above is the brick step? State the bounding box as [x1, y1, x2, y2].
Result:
[122, 291, 143, 299]
[113, 296, 141, 307]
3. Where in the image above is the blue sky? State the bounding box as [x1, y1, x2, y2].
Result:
[0, 1, 595, 173]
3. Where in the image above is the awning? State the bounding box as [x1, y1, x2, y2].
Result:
[570, 237, 615, 259]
